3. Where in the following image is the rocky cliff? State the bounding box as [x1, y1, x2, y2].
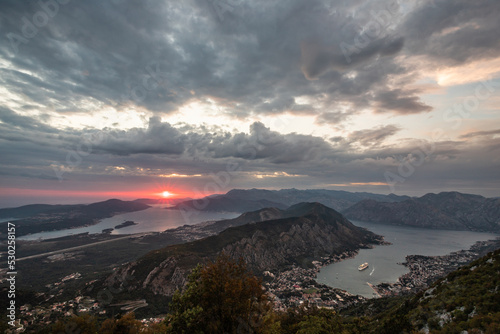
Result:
[105, 202, 384, 297]
[343, 191, 500, 232]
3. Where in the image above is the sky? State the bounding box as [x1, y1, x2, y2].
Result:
[1, 0, 500, 207]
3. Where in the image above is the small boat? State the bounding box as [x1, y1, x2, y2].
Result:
[358, 262, 369, 271]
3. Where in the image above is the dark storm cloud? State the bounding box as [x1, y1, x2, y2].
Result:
[89, 118, 331, 164]
[402, 0, 500, 64]
[93, 117, 186, 155]
[300, 36, 404, 80]
[0, 0, 431, 119]
[209, 122, 333, 164]
[1, 0, 192, 112]
[1, 0, 497, 122]
[0, 106, 55, 132]
[0, 109, 333, 169]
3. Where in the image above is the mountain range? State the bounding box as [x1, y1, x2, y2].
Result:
[2, 189, 499, 237]
[171, 189, 500, 232]
[343, 191, 500, 232]
[171, 188, 410, 212]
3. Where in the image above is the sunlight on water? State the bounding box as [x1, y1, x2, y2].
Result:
[18, 205, 240, 241]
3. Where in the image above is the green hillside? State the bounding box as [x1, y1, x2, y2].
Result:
[405, 248, 500, 333]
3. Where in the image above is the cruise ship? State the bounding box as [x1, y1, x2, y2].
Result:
[358, 262, 369, 271]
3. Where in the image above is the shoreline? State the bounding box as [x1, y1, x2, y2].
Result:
[266, 236, 390, 310]
[370, 238, 500, 297]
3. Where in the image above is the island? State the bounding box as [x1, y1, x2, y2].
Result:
[114, 221, 138, 229]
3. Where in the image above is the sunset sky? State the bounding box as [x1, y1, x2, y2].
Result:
[1, 0, 499, 207]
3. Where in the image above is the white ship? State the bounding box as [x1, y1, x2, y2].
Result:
[358, 262, 369, 271]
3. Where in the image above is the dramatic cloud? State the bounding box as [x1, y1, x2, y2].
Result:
[402, 0, 500, 65]
[1, 0, 500, 206]
[0, 0, 432, 121]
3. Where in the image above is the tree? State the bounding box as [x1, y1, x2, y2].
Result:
[278, 305, 346, 334]
[165, 254, 274, 333]
[99, 312, 144, 334]
[51, 314, 98, 334]
[296, 314, 344, 334]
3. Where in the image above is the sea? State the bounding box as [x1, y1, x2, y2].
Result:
[316, 220, 498, 298]
[17, 205, 240, 241]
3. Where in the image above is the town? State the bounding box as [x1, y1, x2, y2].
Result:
[372, 239, 500, 297]
[266, 250, 366, 311]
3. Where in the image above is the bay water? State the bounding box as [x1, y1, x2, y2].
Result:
[18, 205, 240, 240]
[316, 220, 497, 298]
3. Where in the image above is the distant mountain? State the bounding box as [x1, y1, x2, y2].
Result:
[133, 198, 163, 205]
[343, 191, 500, 232]
[2, 199, 150, 237]
[170, 196, 289, 212]
[105, 202, 384, 297]
[171, 188, 410, 212]
[0, 203, 83, 219]
[84, 199, 150, 215]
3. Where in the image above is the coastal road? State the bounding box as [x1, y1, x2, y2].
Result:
[16, 233, 150, 262]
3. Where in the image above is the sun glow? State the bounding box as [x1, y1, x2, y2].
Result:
[162, 190, 174, 198]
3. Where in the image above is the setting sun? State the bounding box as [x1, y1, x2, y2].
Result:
[162, 190, 173, 198]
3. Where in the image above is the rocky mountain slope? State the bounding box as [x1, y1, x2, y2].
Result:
[160, 207, 286, 242]
[105, 202, 384, 297]
[171, 188, 409, 212]
[343, 191, 500, 232]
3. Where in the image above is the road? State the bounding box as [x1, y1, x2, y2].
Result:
[16, 234, 149, 262]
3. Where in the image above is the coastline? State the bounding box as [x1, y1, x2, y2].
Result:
[371, 238, 500, 297]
